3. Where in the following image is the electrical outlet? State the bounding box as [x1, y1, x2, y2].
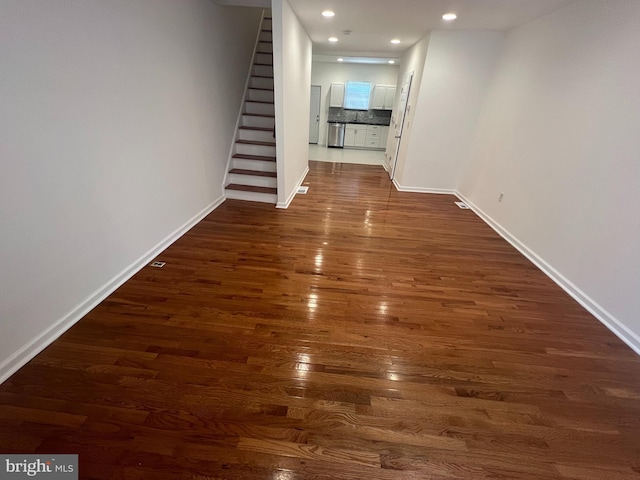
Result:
[498, 192, 504, 203]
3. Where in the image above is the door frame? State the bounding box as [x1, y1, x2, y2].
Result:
[389, 72, 413, 180]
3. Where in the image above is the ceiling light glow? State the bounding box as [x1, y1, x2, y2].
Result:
[328, 37, 338, 42]
[322, 10, 335, 18]
[388, 60, 395, 64]
[337, 58, 344, 62]
[442, 13, 457, 21]
[390, 39, 401, 44]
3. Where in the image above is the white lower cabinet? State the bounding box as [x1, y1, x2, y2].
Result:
[344, 127, 355, 146]
[344, 124, 387, 150]
[365, 125, 381, 148]
[344, 125, 367, 148]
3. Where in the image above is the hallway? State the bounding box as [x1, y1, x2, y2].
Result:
[1, 161, 639, 479]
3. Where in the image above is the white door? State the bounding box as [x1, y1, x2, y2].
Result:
[309, 85, 321, 144]
[389, 72, 413, 180]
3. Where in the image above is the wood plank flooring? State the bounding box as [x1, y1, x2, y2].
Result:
[2, 160, 640, 479]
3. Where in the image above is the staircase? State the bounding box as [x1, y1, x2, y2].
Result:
[225, 15, 277, 204]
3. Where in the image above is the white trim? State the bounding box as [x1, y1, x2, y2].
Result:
[0, 195, 226, 385]
[456, 191, 640, 356]
[272, 0, 285, 206]
[392, 179, 456, 195]
[276, 166, 309, 209]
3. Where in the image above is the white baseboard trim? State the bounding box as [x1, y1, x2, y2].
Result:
[276, 166, 310, 209]
[392, 180, 457, 195]
[0, 195, 226, 385]
[455, 191, 640, 356]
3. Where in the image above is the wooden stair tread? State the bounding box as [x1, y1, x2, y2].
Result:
[239, 126, 272, 131]
[229, 169, 277, 178]
[226, 184, 277, 194]
[242, 113, 275, 118]
[249, 87, 274, 92]
[232, 153, 276, 161]
[245, 100, 274, 105]
[236, 139, 276, 147]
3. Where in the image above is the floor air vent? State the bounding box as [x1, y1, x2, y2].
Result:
[297, 186, 309, 194]
[454, 201, 470, 209]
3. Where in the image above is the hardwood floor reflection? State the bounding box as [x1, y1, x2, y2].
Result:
[2, 161, 640, 479]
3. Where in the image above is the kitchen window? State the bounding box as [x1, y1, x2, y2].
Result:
[344, 81, 372, 110]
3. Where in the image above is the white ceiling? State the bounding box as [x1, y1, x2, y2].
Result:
[291, 0, 574, 57]
[215, 0, 575, 59]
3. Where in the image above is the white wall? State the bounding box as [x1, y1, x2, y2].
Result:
[311, 62, 399, 146]
[460, 0, 640, 352]
[386, 34, 430, 176]
[396, 31, 503, 191]
[272, 0, 312, 207]
[0, 0, 261, 381]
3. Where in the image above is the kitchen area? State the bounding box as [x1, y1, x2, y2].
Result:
[309, 58, 399, 165]
[326, 82, 395, 149]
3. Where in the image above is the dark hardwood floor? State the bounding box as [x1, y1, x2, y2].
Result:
[2, 160, 640, 479]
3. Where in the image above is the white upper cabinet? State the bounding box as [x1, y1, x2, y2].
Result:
[383, 86, 396, 110]
[371, 85, 386, 110]
[371, 84, 396, 110]
[329, 82, 345, 108]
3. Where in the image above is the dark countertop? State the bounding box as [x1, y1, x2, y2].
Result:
[327, 107, 392, 126]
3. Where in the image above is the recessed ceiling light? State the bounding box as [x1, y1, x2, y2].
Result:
[328, 37, 338, 42]
[442, 13, 457, 21]
[388, 60, 395, 64]
[337, 58, 344, 62]
[322, 10, 335, 18]
[390, 39, 401, 44]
